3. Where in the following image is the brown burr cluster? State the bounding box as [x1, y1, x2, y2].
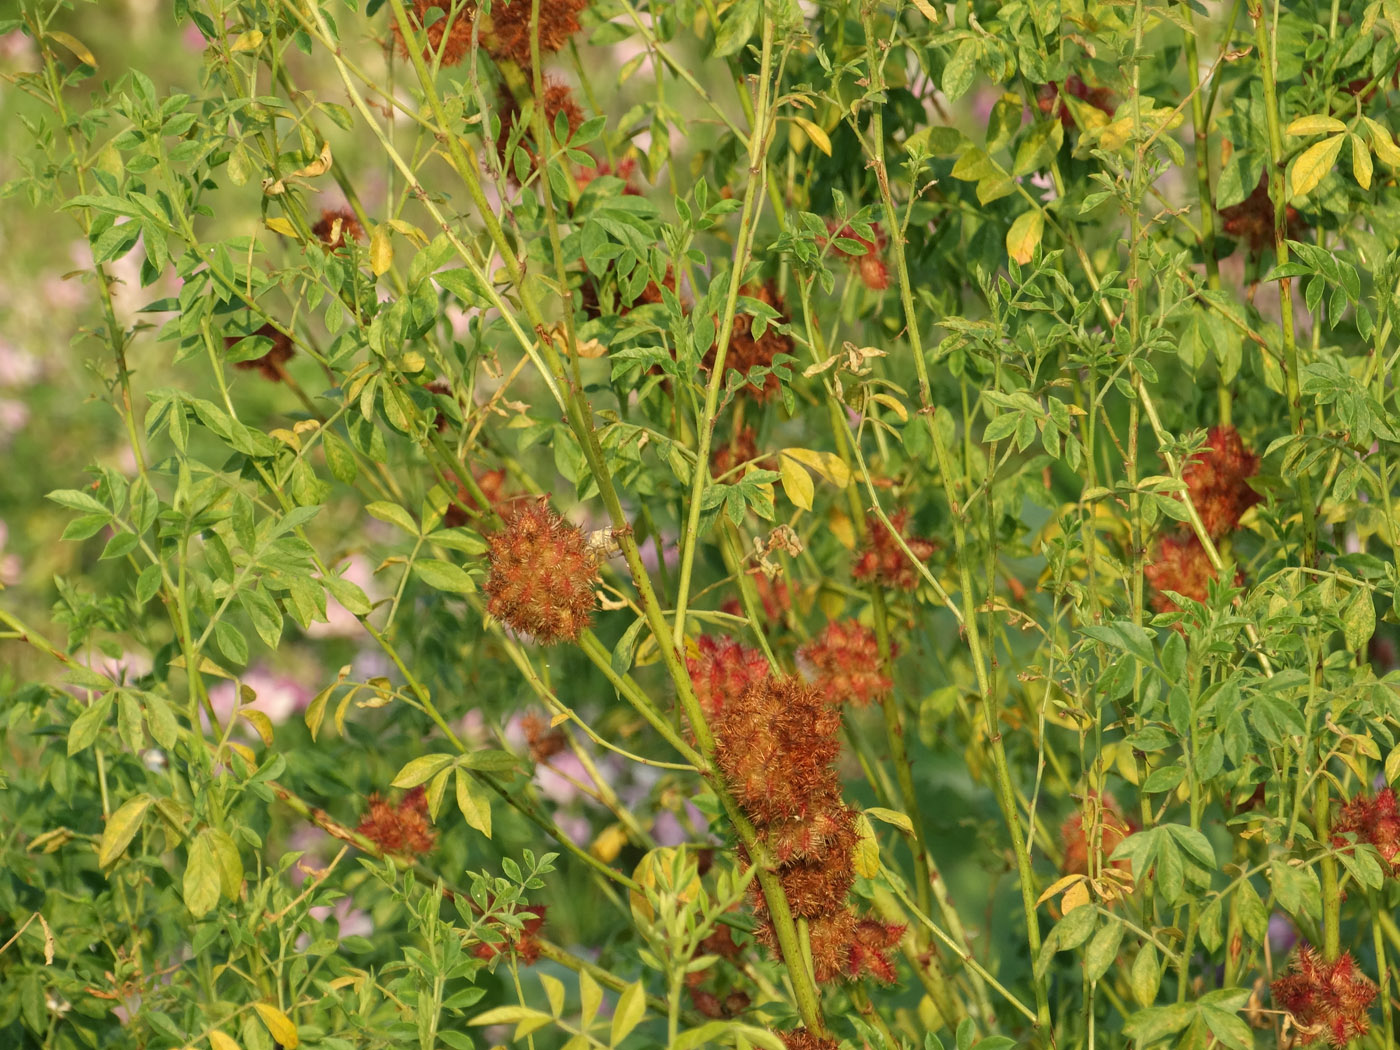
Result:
[686, 636, 904, 985]
[1145, 425, 1260, 615]
[483, 498, 598, 644]
[1271, 945, 1377, 1047]
[797, 620, 891, 708]
[705, 281, 795, 402]
[390, 0, 587, 69]
[226, 322, 294, 382]
[852, 510, 937, 592]
[356, 786, 437, 857]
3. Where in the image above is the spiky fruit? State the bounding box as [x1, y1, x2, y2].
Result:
[356, 786, 437, 857]
[311, 207, 365, 250]
[486, 0, 588, 67]
[1181, 425, 1261, 538]
[1332, 787, 1400, 874]
[852, 510, 936, 591]
[1271, 946, 1377, 1046]
[226, 322, 293, 381]
[685, 635, 770, 722]
[1059, 791, 1136, 876]
[391, 0, 477, 67]
[799, 620, 891, 707]
[1144, 534, 1242, 614]
[484, 499, 598, 644]
[705, 280, 793, 401]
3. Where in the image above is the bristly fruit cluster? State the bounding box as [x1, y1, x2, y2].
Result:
[484, 498, 599, 644]
[798, 620, 891, 707]
[852, 510, 937, 592]
[1145, 425, 1259, 615]
[1270, 945, 1377, 1046]
[688, 636, 904, 984]
[226, 322, 294, 382]
[356, 786, 437, 857]
[390, 0, 587, 69]
[1331, 786, 1400, 875]
[1059, 790, 1136, 877]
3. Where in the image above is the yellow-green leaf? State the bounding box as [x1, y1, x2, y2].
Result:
[455, 768, 492, 838]
[578, 970, 603, 1028]
[867, 392, 909, 422]
[1006, 209, 1044, 265]
[99, 794, 152, 868]
[777, 452, 815, 511]
[610, 981, 646, 1047]
[1285, 114, 1346, 136]
[1363, 116, 1400, 167]
[239, 708, 274, 746]
[853, 813, 880, 878]
[209, 829, 243, 900]
[184, 830, 221, 918]
[782, 447, 851, 487]
[229, 29, 264, 52]
[864, 806, 914, 833]
[392, 753, 455, 789]
[264, 217, 297, 238]
[208, 1031, 241, 1050]
[252, 1003, 298, 1049]
[48, 31, 96, 67]
[791, 116, 831, 156]
[370, 224, 393, 276]
[535, 974, 564, 1019]
[1290, 133, 1344, 200]
[1352, 133, 1373, 190]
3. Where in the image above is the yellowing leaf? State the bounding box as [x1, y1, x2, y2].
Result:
[370, 224, 393, 276]
[791, 116, 831, 156]
[264, 217, 297, 238]
[611, 981, 646, 1046]
[184, 830, 221, 919]
[778, 452, 815, 511]
[263, 143, 333, 194]
[1290, 133, 1344, 200]
[48, 31, 96, 67]
[782, 447, 851, 487]
[393, 753, 454, 789]
[853, 814, 880, 878]
[1036, 872, 1086, 907]
[827, 507, 856, 550]
[867, 392, 909, 422]
[252, 1003, 299, 1049]
[589, 823, 628, 863]
[1352, 133, 1373, 190]
[908, 0, 941, 21]
[229, 30, 264, 52]
[99, 794, 152, 868]
[387, 218, 429, 246]
[539, 973, 566, 1018]
[1363, 116, 1400, 167]
[1062, 880, 1091, 913]
[208, 1031, 241, 1050]
[239, 709, 274, 746]
[864, 806, 914, 833]
[455, 768, 492, 838]
[1006, 209, 1044, 265]
[1285, 114, 1346, 136]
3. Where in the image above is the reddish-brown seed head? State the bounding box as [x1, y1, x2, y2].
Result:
[483, 499, 598, 644]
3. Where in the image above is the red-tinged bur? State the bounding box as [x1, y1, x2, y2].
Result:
[443, 467, 510, 528]
[779, 1030, 839, 1050]
[1332, 787, 1400, 874]
[705, 280, 794, 402]
[226, 323, 293, 381]
[495, 79, 586, 179]
[391, 0, 477, 67]
[1059, 791, 1136, 877]
[474, 904, 547, 964]
[483, 499, 598, 645]
[1271, 945, 1377, 1046]
[1144, 534, 1242, 615]
[356, 786, 437, 857]
[852, 510, 937, 592]
[485, 0, 588, 67]
[1220, 174, 1306, 256]
[521, 711, 567, 763]
[311, 207, 365, 250]
[685, 635, 771, 722]
[1181, 425, 1261, 538]
[711, 676, 844, 826]
[798, 620, 891, 707]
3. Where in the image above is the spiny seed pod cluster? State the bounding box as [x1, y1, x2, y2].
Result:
[311, 207, 364, 250]
[798, 620, 890, 707]
[1145, 425, 1259, 615]
[473, 903, 547, 964]
[1331, 787, 1400, 875]
[852, 510, 937, 592]
[719, 569, 791, 627]
[495, 78, 586, 179]
[823, 220, 889, 291]
[484, 499, 598, 644]
[1271, 945, 1377, 1046]
[778, 1029, 838, 1050]
[443, 467, 510, 529]
[689, 635, 904, 984]
[390, 0, 586, 69]
[1220, 174, 1305, 256]
[1059, 790, 1136, 877]
[706, 281, 794, 402]
[226, 322, 293, 382]
[356, 786, 436, 857]
[1182, 425, 1262, 539]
